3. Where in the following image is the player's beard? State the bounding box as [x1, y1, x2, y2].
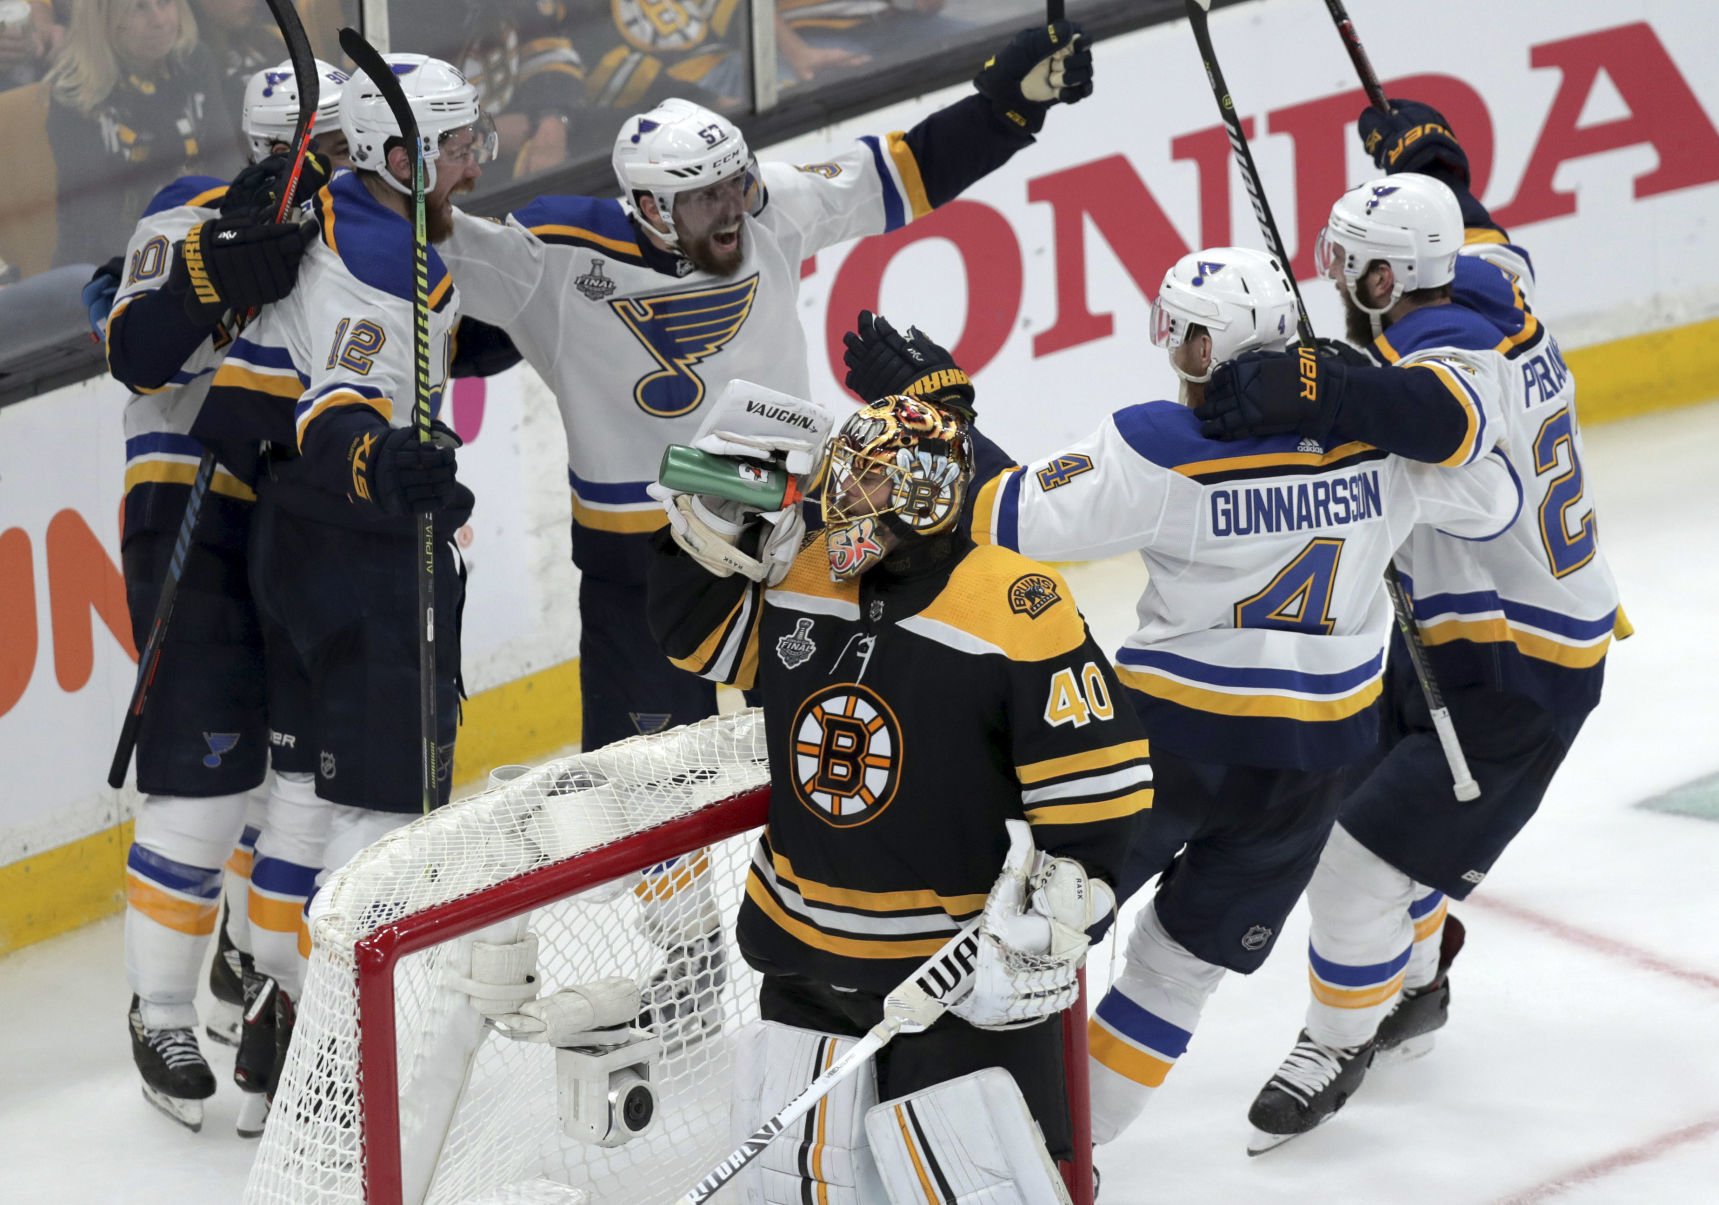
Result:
[428, 179, 477, 245]
[1340, 285, 1381, 345]
[681, 220, 745, 277]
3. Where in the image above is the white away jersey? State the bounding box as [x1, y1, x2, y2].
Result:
[439, 130, 931, 577]
[973, 402, 1521, 769]
[1376, 244, 1622, 713]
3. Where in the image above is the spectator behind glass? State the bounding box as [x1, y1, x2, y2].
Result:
[777, 1, 975, 88]
[190, 0, 280, 124]
[0, 0, 66, 89]
[45, 0, 237, 267]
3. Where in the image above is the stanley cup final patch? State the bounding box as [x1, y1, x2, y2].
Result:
[776, 617, 817, 669]
[1008, 573, 1061, 619]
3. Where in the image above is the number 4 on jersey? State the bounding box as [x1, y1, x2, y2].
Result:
[1234, 538, 1344, 634]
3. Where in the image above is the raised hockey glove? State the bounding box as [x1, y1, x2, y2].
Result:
[1359, 98, 1470, 186]
[219, 151, 333, 220]
[973, 20, 1093, 135]
[169, 215, 315, 321]
[348, 422, 462, 515]
[843, 310, 976, 417]
[83, 255, 123, 341]
[1197, 343, 1355, 443]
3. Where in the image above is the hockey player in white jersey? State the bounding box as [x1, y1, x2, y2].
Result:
[849, 246, 1521, 1161]
[197, 52, 494, 1126]
[440, 18, 1094, 751]
[1195, 106, 1624, 1151]
[100, 58, 347, 1134]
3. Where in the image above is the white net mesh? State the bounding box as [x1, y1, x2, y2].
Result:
[245, 710, 773, 1205]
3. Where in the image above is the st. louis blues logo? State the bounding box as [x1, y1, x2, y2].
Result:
[261, 70, 293, 97]
[611, 275, 760, 417]
[629, 712, 674, 736]
[1364, 185, 1400, 214]
[1191, 260, 1225, 286]
[790, 683, 902, 827]
[202, 733, 240, 769]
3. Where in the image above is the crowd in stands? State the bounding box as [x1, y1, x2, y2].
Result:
[0, 0, 1030, 288]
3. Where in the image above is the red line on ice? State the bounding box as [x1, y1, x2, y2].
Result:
[1495, 1115, 1719, 1203]
[1465, 894, 1719, 994]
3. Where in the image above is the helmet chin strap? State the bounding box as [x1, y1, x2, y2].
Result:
[1345, 274, 1402, 340]
[626, 191, 684, 251]
[376, 150, 438, 197]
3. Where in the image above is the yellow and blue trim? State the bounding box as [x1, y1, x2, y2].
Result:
[1308, 941, 1409, 1011]
[1088, 991, 1193, 1088]
[125, 845, 221, 938]
[859, 132, 931, 232]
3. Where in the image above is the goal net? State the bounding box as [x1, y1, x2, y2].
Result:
[244, 707, 1093, 1205]
[245, 710, 772, 1205]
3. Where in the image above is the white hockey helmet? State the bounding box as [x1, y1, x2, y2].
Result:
[1315, 173, 1464, 318]
[612, 98, 763, 248]
[242, 60, 347, 164]
[340, 53, 495, 195]
[1150, 247, 1299, 383]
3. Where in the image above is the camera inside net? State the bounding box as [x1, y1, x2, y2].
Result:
[554, 1030, 662, 1147]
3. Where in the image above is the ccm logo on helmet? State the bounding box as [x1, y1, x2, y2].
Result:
[1298, 344, 1318, 402]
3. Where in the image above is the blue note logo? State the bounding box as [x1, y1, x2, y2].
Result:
[1364, 185, 1400, 214]
[1191, 260, 1225, 286]
[202, 732, 240, 769]
[610, 275, 760, 417]
[630, 712, 674, 736]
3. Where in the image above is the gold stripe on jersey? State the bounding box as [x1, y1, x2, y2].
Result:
[669, 588, 750, 675]
[969, 465, 1019, 547]
[1416, 615, 1613, 668]
[1415, 362, 1483, 467]
[1017, 739, 1151, 786]
[528, 220, 642, 261]
[1117, 665, 1383, 721]
[1171, 440, 1377, 481]
[184, 185, 226, 210]
[745, 872, 953, 960]
[766, 844, 988, 916]
[1464, 226, 1509, 245]
[295, 388, 393, 443]
[427, 274, 453, 312]
[1025, 788, 1153, 829]
[124, 461, 256, 502]
[1493, 274, 1542, 355]
[913, 547, 1086, 664]
[884, 130, 931, 221]
[570, 496, 666, 534]
[214, 363, 303, 400]
[316, 183, 339, 255]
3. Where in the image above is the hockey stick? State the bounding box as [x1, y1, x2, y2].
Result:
[1181, 0, 1479, 801]
[678, 821, 1037, 1205]
[1322, 0, 1390, 112]
[107, 0, 321, 790]
[338, 26, 440, 816]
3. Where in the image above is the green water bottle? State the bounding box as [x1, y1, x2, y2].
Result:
[658, 444, 805, 510]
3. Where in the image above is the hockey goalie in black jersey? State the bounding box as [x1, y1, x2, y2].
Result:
[649, 388, 1150, 1202]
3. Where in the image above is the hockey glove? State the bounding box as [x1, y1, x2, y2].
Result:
[652, 485, 807, 586]
[1197, 343, 1355, 443]
[843, 310, 976, 417]
[1359, 98, 1470, 186]
[973, 20, 1093, 135]
[170, 215, 316, 321]
[690, 379, 842, 476]
[83, 255, 123, 341]
[348, 422, 462, 515]
[220, 151, 333, 220]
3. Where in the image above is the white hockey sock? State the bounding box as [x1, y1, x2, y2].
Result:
[1087, 898, 1224, 1145]
[249, 772, 329, 997]
[220, 779, 270, 957]
[1404, 885, 1448, 991]
[1304, 823, 1417, 1049]
[126, 791, 251, 1029]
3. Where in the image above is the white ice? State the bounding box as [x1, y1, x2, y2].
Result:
[3, 402, 1717, 1204]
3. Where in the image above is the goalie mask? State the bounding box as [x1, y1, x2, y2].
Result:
[1150, 247, 1298, 386]
[820, 395, 972, 581]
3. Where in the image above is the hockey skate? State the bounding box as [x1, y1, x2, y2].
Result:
[1375, 914, 1466, 1064]
[234, 972, 278, 1135]
[637, 933, 726, 1055]
[129, 995, 216, 1132]
[205, 907, 251, 1048]
[1246, 1029, 1376, 1154]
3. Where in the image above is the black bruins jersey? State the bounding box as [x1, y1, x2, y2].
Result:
[650, 533, 1153, 996]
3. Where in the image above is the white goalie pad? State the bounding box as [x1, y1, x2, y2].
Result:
[733, 1019, 886, 1205]
[865, 1068, 1072, 1205]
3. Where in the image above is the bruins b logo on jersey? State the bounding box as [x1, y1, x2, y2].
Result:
[789, 683, 902, 827]
[611, 275, 760, 417]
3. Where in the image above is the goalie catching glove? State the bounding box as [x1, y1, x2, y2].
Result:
[952, 846, 1114, 1031]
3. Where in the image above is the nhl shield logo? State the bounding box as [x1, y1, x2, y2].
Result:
[1240, 925, 1273, 952]
[1008, 573, 1060, 619]
[575, 258, 617, 301]
[319, 750, 337, 780]
[776, 617, 817, 670]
